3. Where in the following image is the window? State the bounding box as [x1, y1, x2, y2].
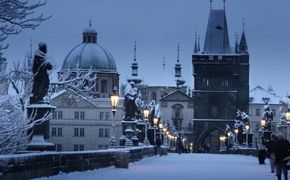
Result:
[105, 112, 110, 120]
[74, 128, 79, 136]
[57, 128, 62, 136]
[74, 111, 79, 119]
[53, 111, 57, 119]
[256, 109, 260, 116]
[100, 112, 104, 120]
[57, 111, 63, 119]
[105, 128, 110, 137]
[52, 127, 56, 136]
[55, 144, 62, 151]
[272, 109, 276, 117]
[99, 128, 104, 137]
[101, 80, 107, 93]
[151, 92, 157, 102]
[98, 145, 103, 149]
[209, 56, 213, 60]
[79, 144, 84, 151]
[104, 145, 109, 149]
[80, 128, 85, 137]
[80, 111, 85, 120]
[74, 144, 79, 151]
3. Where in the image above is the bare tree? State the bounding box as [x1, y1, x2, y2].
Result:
[0, 0, 50, 49]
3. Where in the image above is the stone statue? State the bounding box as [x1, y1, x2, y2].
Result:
[124, 81, 138, 120]
[30, 42, 53, 103]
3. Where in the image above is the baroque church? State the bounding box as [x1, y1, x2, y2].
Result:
[191, 2, 249, 152]
[49, 22, 124, 151]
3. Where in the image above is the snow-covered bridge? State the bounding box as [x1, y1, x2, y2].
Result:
[38, 153, 275, 180]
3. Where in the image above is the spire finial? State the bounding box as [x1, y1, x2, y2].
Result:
[210, 0, 213, 10]
[162, 57, 166, 69]
[89, 18, 92, 27]
[177, 42, 180, 63]
[223, 0, 226, 10]
[134, 41, 137, 62]
[198, 34, 201, 52]
[193, 31, 197, 54]
[242, 18, 245, 32]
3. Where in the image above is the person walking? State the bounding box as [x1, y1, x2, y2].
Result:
[273, 133, 290, 180]
[265, 134, 277, 173]
[257, 130, 266, 164]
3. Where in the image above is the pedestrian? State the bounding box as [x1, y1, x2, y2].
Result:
[273, 133, 290, 180]
[176, 137, 183, 155]
[257, 130, 266, 164]
[156, 137, 162, 156]
[265, 134, 277, 173]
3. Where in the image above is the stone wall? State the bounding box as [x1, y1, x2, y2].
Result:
[0, 146, 161, 180]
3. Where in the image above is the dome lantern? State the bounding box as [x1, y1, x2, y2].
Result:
[83, 20, 97, 44]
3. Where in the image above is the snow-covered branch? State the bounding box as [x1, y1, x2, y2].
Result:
[0, 0, 50, 49]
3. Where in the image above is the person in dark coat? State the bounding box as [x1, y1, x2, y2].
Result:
[265, 135, 277, 173]
[30, 42, 53, 103]
[176, 137, 184, 155]
[274, 133, 290, 180]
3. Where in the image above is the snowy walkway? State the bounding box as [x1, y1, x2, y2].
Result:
[38, 153, 276, 180]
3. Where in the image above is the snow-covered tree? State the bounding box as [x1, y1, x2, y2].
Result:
[0, 0, 50, 50]
[0, 57, 51, 154]
[234, 109, 250, 144]
[262, 102, 273, 131]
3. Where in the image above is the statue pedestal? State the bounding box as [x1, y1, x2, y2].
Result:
[120, 120, 138, 147]
[26, 103, 55, 151]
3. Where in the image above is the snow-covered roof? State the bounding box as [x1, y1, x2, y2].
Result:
[146, 64, 176, 87]
[250, 86, 282, 104]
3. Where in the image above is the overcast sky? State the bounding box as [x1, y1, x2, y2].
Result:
[4, 0, 290, 96]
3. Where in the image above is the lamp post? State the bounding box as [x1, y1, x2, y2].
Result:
[153, 117, 158, 148]
[234, 128, 239, 147]
[226, 132, 231, 153]
[219, 135, 226, 152]
[143, 106, 150, 145]
[245, 124, 250, 147]
[109, 87, 119, 148]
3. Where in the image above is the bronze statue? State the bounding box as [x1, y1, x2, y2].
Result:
[30, 42, 53, 103]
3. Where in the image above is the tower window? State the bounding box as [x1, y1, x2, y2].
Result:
[101, 80, 107, 93]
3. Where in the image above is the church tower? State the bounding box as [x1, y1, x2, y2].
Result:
[191, 0, 249, 152]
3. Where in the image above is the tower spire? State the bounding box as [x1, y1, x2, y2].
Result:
[162, 56, 166, 70]
[223, 0, 226, 10]
[133, 41, 137, 62]
[128, 41, 141, 84]
[239, 18, 248, 54]
[235, 32, 239, 54]
[198, 34, 201, 52]
[193, 32, 197, 54]
[177, 42, 180, 63]
[210, 0, 213, 10]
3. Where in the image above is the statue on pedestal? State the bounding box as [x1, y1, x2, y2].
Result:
[30, 42, 53, 104]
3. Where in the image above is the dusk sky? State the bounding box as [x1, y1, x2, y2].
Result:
[3, 0, 290, 96]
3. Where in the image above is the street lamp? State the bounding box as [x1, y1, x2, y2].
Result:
[245, 124, 250, 147]
[260, 118, 266, 128]
[143, 106, 150, 145]
[153, 117, 158, 148]
[234, 128, 239, 147]
[109, 87, 119, 148]
[286, 109, 290, 124]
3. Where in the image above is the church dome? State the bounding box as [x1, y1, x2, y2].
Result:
[61, 23, 117, 72]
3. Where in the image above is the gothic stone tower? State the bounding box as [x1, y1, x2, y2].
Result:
[192, 5, 249, 152]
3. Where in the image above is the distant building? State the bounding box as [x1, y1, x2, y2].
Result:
[249, 86, 283, 144]
[121, 42, 193, 142]
[48, 22, 122, 151]
[191, 2, 249, 152]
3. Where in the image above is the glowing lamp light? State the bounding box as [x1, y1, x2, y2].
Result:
[153, 117, 158, 126]
[260, 118, 266, 127]
[245, 124, 250, 131]
[234, 128, 239, 134]
[143, 107, 149, 120]
[286, 110, 290, 123]
[110, 87, 119, 112]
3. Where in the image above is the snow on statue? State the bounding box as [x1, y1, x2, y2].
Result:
[124, 81, 138, 120]
[30, 42, 53, 103]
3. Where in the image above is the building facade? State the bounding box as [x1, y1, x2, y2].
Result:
[48, 23, 123, 151]
[192, 3, 249, 152]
